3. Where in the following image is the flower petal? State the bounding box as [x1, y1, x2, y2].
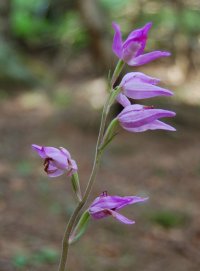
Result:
[124, 22, 152, 57]
[122, 38, 141, 63]
[127, 22, 152, 40]
[118, 105, 176, 128]
[43, 147, 68, 169]
[48, 168, 65, 177]
[89, 206, 110, 219]
[43, 146, 62, 157]
[32, 144, 47, 159]
[70, 159, 78, 172]
[90, 195, 148, 210]
[122, 119, 176, 132]
[120, 72, 160, 86]
[109, 210, 135, 224]
[89, 207, 135, 224]
[123, 82, 173, 99]
[116, 93, 131, 107]
[128, 51, 171, 66]
[112, 22, 123, 58]
[59, 147, 71, 158]
[46, 160, 65, 177]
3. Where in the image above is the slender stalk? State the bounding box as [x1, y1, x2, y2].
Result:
[58, 93, 112, 271]
[58, 61, 124, 271]
[110, 59, 124, 88]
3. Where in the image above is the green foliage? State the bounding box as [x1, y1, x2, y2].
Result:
[30, 248, 59, 265]
[9, 0, 200, 54]
[181, 9, 200, 33]
[12, 247, 59, 268]
[13, 254, 29, 268]
[0, 41, 36, 85]
[100, 0, 131, 11]
[11, 0, 88, 49]
[149, 210, 188, 229]
[56, 11, 88, 49]
[11, 0, 55, 43]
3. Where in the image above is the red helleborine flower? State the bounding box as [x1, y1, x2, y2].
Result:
[32, 144, 78, 177]
[88, 192, 148, 224]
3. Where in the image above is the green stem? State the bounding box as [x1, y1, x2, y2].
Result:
[110, 59, 124, 87]
[58, 93, 112, 271]
[58, 60, 124, 271]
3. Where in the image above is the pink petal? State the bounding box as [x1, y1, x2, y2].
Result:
[128, 51, 171, 66]
[45, 160, 65, 177]
[52, 154, 68, 170]
[89, 206, 110, 219]
[43, 146, 62, 157]
[43, 147, 68, 169]
[120, 72, 160, 87]
[32, 144, 47, 159]
[124, 82, 173, 99]
[127, 22, 152, 40]
[47, 169, 65, 177]
[122, 39, 141, 63]
[122, 119, 176, 132]
[112, 22, 123, 58]
[122, 22, 152, 64]
[70, 159, 78, 172]
[109, 210, 135, 224]
[118, 105, 176, 127]
[59, 147, 71, 158]
[116, 93, 131, 107]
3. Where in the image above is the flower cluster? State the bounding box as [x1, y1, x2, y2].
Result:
[32, 22, 176, 265]
[112, 22, 175, 133]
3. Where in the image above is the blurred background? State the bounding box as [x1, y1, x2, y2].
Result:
[0, 0, 200, 270]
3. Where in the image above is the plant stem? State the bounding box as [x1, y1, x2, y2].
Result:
[58, 92, 112, 271]
[58, 61, 124, 271]
[110, 59, 124, 88]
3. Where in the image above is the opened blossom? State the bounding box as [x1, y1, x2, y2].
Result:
[112, 22, 170, 66]
[89, 192, 148, 224]
[32, 144, 78, 177]
[117, 104, 176, 132]
[117, 72, 173, 107]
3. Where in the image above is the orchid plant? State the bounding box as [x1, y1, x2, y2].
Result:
[32, 22, 175, 271]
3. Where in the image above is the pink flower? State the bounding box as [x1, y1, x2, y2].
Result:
[112, 22, 170, 66]
[89, 192, 148, 224]
[32, 144, 78, 177]
[117, 104, 176, 132]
